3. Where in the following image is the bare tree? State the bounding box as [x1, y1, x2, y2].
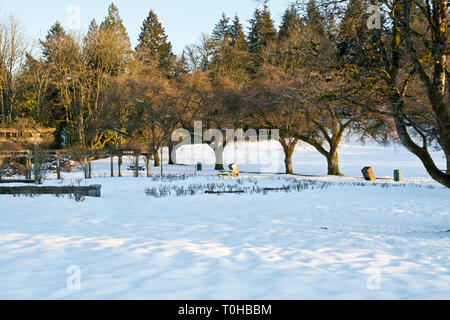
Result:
[386, 0, 450, 187]
[319, 0, 450, 187]
[0, 15, 27, 125]
[124, 74, 179, 167]
[245, 26, 392, 176]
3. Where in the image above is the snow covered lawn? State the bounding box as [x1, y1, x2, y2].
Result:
[0, 141, 448, 299]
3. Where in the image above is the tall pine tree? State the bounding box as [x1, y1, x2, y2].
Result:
[337, 0, 378, 66]
[212, 13, 231, 44]
[210, 13, 252, 84]
[136, 9, 174, 72]
[230, 15, 248, 50]
[101, 3, 130, 42]
[99, 3, 131, 75]
[279, 5, 303, 39]
[248, 4, 277, 53]
[305, 0, 325, 35]
[40, 21, 67, 61]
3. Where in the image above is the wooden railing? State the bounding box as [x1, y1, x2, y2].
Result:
[0, 148, 153, 181]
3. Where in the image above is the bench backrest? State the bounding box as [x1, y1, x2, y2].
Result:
[229, 163, 239, 174]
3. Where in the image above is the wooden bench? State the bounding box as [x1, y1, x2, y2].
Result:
[219, 164, 240, 177]
[128, 166, 145, 172]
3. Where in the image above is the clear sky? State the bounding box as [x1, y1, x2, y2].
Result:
[0, 0, 291, 56]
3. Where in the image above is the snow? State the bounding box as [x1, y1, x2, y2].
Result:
[0, 140, 448, 299]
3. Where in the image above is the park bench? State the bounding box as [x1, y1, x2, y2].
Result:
[219, 163, 240, 177]
[128, 165, 145, 172]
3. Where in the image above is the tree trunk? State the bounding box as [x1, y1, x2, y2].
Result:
[214, 146, 225, 171]
[285, 152, 294, 174]
[282, 145, 294, 174]
[281, 138, 297, 175]
[326, 151, 342, 176]
[0, 92, 4, 125]
[214, 150, 225, 171]
[168, 142, 175, 165]
[207, 139, 226, 171]
[447, 153, 450, 176]
[118, 156, 122, 177]
[154, 150, 160, 167]
[83, 157, 88, 179]
[392, 1, 450, 188]
[0, 156, 3, 180]
[215, 163, 225, 171]
[134, 155, 140, 178]
[78, 115, 85, 149]
[110, 156, 114, 178]
[393, 108, 450, 187]
[146, 156, 152, 177]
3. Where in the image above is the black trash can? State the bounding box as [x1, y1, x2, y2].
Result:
[394, 169, 401, 182]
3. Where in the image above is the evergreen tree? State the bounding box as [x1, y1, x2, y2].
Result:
[247, 8, 261, 52]
[40, 21, 66, 61]
[210, 14, 231, 76]
[136, 9, 174, 72]
[337, 0, 381, 67]
[173, 50, 188, 76]
[100, 3, 129, 41]
[305, 0, 325, 35]
[212, 13, 231, 44]
[211, 13, 232, 71]
[98, 3, 131, 75]
[46, 21, 65, 39]
[87, 19, 100, 37]
[229, 15, 248, 50]
[100, 3, 131, 50]
[210, 14, 252, 84]
[84, 19, 101, 69]
[279, 5, 303, 39]
[247, 4, 277, 53]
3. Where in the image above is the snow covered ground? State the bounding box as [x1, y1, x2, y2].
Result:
[0, 140, 448, 299]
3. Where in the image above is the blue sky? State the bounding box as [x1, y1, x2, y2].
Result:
[0, 0, 291, 55]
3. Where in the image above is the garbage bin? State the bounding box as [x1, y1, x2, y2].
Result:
[394, 169, 402, 182]
[196, 163, 202, 171]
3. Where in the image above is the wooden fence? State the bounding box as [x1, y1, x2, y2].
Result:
[0, 148, 153, 181]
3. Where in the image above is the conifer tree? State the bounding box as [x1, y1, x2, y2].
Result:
[210, 13, 252, 83]
[98, 3, 131, 76]
[136, 9, 174, 72]
[229, 15, 248, 50]
[100, 3, 130, 42]
[173, 50, 188, 76]
[212, 13, 231, 44]
[211, 13, 232, 72]
[40, 21, 66, 61]
[305, 0, 325, 35]
[84, 19, 100, 66]
[247, 3, 277, 53]
[337, 0, 378, 67]
[87, 19, 99, 37]
[279, 5, 303, 39]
